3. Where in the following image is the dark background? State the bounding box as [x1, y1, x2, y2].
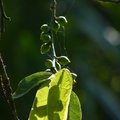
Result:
[0, 0, 120, 120]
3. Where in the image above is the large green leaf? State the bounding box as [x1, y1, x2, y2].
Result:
[13, 71, 52, 99]
[68, 91, 82, 120]
[48, 68, 72, 120]
[29, 80, 50, 120]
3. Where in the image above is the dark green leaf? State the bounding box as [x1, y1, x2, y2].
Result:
[13, 71, 52, 99]
[68, 91, 82, 120]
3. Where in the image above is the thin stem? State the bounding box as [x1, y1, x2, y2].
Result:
[0, 54, 19, 120]
[62, 26, 68, 56]
[55, 32, 63, 55]
[50, 0, 57, 72]
[0, 0, 11, 33]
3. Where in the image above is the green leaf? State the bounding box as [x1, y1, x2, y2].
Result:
[29, 80, 50, 120]
[13, 71, 52, 99]
[48, 68, 72, 120]
[68, 91, 82, 120]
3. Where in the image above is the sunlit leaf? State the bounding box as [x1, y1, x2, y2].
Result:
[48, 68, 72, 120]
[68, 91, 82, 120]
[13, 72, 52, 99]
[29, 80, 50, 120]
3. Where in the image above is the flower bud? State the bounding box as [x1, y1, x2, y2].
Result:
[42, 34, 51, 43]
[57, 16, 68, 25]
[40, 43, 51, 54]
[71, 73, 77, 84]
[57, 56, 71, 66]
[45, 59, 53, 68]
[55, 62, 61, 71]
[52, 20, 60, 32]
[41, 24, 50, 33]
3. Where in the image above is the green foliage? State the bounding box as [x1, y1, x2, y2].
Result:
[13, 71, 52, 99]
[1, 0, 120, 119]
[28, 69, 81, 120]
[29, 80, 50, 120]
[68, 91, 82, 120]
[47, 69, 72, 120]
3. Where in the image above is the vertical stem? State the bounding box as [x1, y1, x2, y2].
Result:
[50, 0, 57, 72]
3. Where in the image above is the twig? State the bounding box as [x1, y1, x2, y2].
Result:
[0, 0, 11, 34]
[0, 54, 19, 120]
[0, 1, 18, 119]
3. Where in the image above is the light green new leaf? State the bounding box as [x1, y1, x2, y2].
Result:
[13, 71, 52, 99]
[48, 68, 72, 120]
[29, 80, 50, 120]
[68, 91, 82, 120]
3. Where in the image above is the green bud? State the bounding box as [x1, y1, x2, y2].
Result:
[57, 56, 71, 66]
[71, 73, 77, 80]
[45, 69, 51, 72]
[40, 32, 46, 40]
[45, 59, 53, 68]
[42, 34, 51, 43]
[52, 20, 60, 32]
[71, 73, 77, 84]
[40, 43, 51, 54]
[55, 62, 61, 71]
[57, 16, 68, 25]
[41, 24, 50, 33]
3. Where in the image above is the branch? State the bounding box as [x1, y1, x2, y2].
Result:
[95, 0, 120, 3]
[0, 54, 19, 120]
[0, 0, 11, 34]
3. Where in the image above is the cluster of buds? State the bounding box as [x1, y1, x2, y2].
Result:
[40, 16, 77, 83]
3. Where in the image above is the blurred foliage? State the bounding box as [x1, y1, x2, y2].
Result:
[0, 0, 120, 120]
